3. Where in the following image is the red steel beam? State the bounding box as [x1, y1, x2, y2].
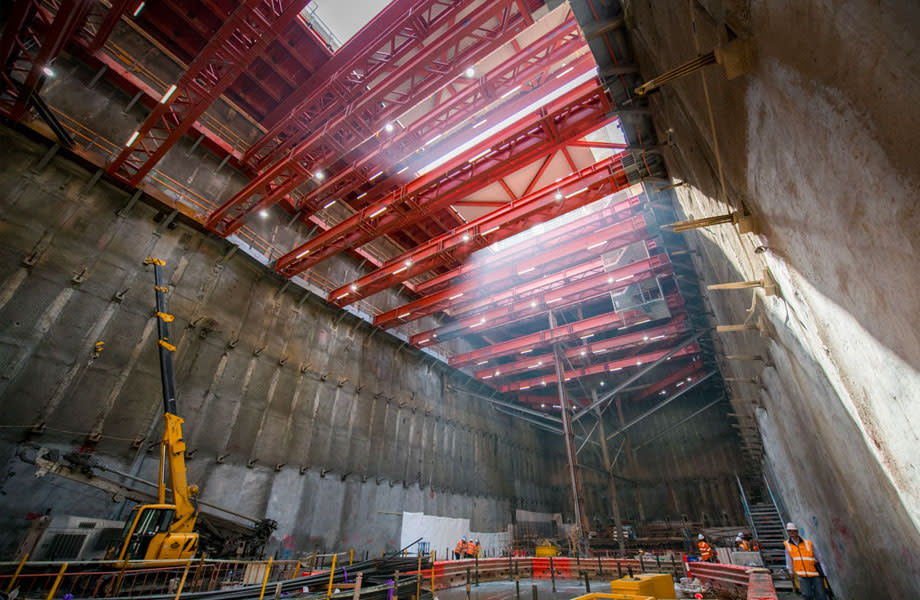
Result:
[494, 346, 701, 391]
[632, 363, 707, 401]
[415, 196, 646, 296]
[481, 327, 694, 381]
[82, 0, 132, 53]
[209, 0, 529, 235]
[330, 152, 634, 307]
[253, 0, 459, 147]
[0, 0, 92, 121]
[449, 314, 690, 368]
[378, 212, 654, 333]
[275, 81, 614, 276]
[410, 256, 673, 347]
[291, 17, 589, 216]
[107, 0, 308, 186]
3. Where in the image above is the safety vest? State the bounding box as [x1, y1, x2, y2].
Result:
[465, 541, 476, 555]
[475, 543, 482, 557]
[698, 541, 713, 560]
[784, 538, 820, 577]
[456, 541, 465, 554]
[738, 539, 750, 551]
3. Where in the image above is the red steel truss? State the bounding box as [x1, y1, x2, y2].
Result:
[275, 81, 615, 276]
[330, 152, 635, 307]
[415, 194, 645, 296]
[291, 17, 589, 216]
[408, 257, 674, 346]
[208, 0, 530, 236]
[107, 0, 308, 186]
[498, 354, 704, 393]
[0, 0, 92, 121]
[449, 314, 690, 368]
[249, 0, 473, 166]
[382, 224, 652, 332]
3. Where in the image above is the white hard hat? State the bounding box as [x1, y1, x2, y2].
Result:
[698, 534, 705, 540]
[462, 536, 467, 540]
[785, 522, 797, 531]
[737, 531, 744, 537]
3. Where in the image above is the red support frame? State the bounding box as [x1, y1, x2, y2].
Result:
[415, 197, 647, 296]
[208, 0, 530, 236]
[0, 0, 92, 121]
[492, 346, 701, 391]
[107, 0, 308, 186]
[274, 81, 615, 276]
[409, 257, 674, 346]
[290, 18, 590, 216]
[329, 152, 634, 307]
[449, 313, 689, 368]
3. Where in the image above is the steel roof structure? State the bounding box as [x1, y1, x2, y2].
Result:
[0, 0, 725, 425]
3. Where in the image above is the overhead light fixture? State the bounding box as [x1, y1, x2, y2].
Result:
[368, 171, 384, 181]
[396, 166, 409, 174]
[398, 312, 411, 319]
[125, 131, 140, 147]
[600, 381, 605, 387]
[405, 259, 412, 267]
[643, 335, 649, 341]
[356, 192, 368, 200]
[587, 241, 607, 250]
[518, 267, 535, 275]
[477, 360, 488, 365]
[495, 370, 500, 376]
[448, 293, 464, 300]
[481, 226, 499, 235]
[468, 148, 491, 163]
[472, 119, 487, 128]
[367, 206, 387, 218]
[159, 84, 177, 103]
[462, 233, 470, 241]
[315, 170, 325, 181]
[295, 248, 310, 259]
[42, 66, 55, 78]
[425, 133, 443, 146]
[465, 67, 476, 78]
[555, 66, 574, 79]
[547, 297, 562, 304]
[530, 301, 537, 308]
[323, 200, 336, 209]
[565, 186, 588, 199]
[616, 275, 634, 282]
[540, 403, 545, 407]
[350, 284, 358, 291]
[580, 350, 586, 356]
[607, 276, 614, 283]
[554, 190, 563, 200]
[580, 334, 594, 340]
[132, 1, 146, 17]
[384, 122, 395, 133]
[336, 292, 350, 300]
[259, 210, 268, 219]
[419, 338, 430, 344]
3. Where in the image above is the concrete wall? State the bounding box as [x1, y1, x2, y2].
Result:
[0, 129, 560, 558]
[625, 0, 920, 596]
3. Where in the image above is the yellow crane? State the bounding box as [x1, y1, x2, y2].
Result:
[108, 258, 199, 562]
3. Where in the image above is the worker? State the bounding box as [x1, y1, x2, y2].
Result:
[783, 522, 827, 600]
[735, 532, 750, 551]
[697, 534, 715, 562]
[474, 539, 482, 557]
[745, 533, 760, 552]
[455, 536, 467, 560]
[464, 537, 476, 558]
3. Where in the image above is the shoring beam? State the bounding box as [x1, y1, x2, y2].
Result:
[248, 0, 466, 162]
[83, 0, 132, 53]
[450, 314, 689, 369]
[292, 17, 590, 216]
[362, 196, 646, 330]
[605, 371, 717, 440]
[492, 345, 700, 391]
[274, 82, 614, 276]
[332, 152, 634, 307]
[208, 0, 530, 235]
[571, 330, 708, 421]
[414, 195, 645, 296]
[406, 250, 672, 347]
[107, 0, 308, 186]
[0, 0, 92, 121]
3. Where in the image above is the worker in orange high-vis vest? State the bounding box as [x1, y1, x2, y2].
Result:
[455, 536, 467, 560]
[784, 523, 827, 600]
[697, 534, 715, 562]
[464, 538, 476, 558]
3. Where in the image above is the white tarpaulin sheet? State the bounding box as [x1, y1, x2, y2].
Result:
[400, 512, 511, 558]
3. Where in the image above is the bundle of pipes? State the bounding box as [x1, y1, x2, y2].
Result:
[108, 554, 434, 600]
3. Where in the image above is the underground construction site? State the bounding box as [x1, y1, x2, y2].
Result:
[0, 1, 917, 599]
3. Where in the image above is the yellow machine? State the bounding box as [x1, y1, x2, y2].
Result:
[108, 258, 199, 562]
[609, 573, 674, 599]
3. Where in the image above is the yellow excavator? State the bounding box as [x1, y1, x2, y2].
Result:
[107, 258, 199, 562]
